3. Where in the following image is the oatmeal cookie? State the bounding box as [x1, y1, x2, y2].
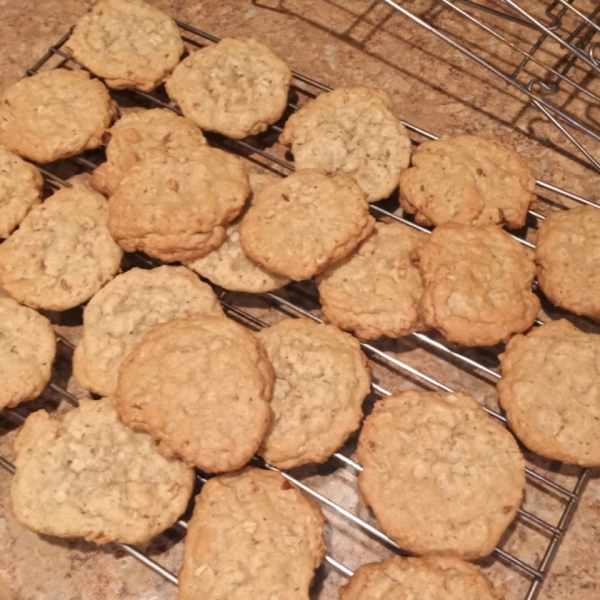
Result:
[66, 0, 184, 92]
[0, 69, 115, 163]
[90, 108, 207, 196]
[73, 266, 223, 397]
[498, 319, 600, 466]
[535, 205, 600, 318]
[280, 87, 411, 202]
[0, 297, 55, 410]
[11, 398, 194, 544]
[339, 555, 505, 600]
[0, 185, 123, 311]
[0, 145, 43, 239]
[399, 135, 535, 228]
[357, 391, 525, 560]
[317, 221, 426, 340]
[108, 146, 250, 262]
[257, 318, 370, 469]
[113, 315, 274, 473]
[166, 37, 292, 140]
[414, 223, 540, 346]
[185, 173, 290, 293]
[178, 467, 326, 600]
[238, 169, 374, 281]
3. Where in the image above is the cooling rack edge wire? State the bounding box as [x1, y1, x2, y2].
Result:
[0, 17, 594, 600]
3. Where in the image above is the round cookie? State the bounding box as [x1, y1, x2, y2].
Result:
[413, 223, 540, 346]
[399, 135, 535, 228]
[66, 0, 184, 92]
[165, 37, 292, 140]
[90, 108, 207, 196]
[0, 145, 43, 239]
[0, 69, 115, 163]
[0, 185, 123, 311]
[535, 205, 600, 318]
[0, 297, 56, 410]
[316, 221, 427, 341]
[113, 315, 274, 473]
[238, 169, 375, 281]
[280, 87, 411, 203]
[339, 555, 505, 600]
[257, 318, 371, 469]
[356, 391, 525, 560]
[179, 467, 326, 600]
[108, 146, 250, 262]
[185, 172, 290, 293]
[11, 398, 194, 544]
[498, 319, 600, 466]
[73, 266, 224, 397]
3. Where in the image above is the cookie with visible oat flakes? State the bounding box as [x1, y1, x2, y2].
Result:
[178, 467, 326, 600]
[66, 0, 184, 92]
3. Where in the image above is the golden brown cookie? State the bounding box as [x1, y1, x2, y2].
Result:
[0, 69, 115, 163]
[498, 319, 600, 466]
[166, 37, 292, 140]
[0, 145, 43, 239]
[399, 135, 535, 228]
[178, 467, 326, 600]
[339, 555, 505, 600]
[73, 266, 224, 397]
[414, 223, 540, 346]
[280, 87, 411, 203]
[257, 318, 370, 469]
[0, 297, 56, 411]
[66, 0, 184, 92]
[90, 108, 207, 196]
[11, 398, 194, 545]
[357, 391, 525, 560]
[108, 146, 250, 262]
[535, 205, 600, 318]
[0, 185, 123, 311]
[113, 315, 274, 473]
[185, 173, 291, 293]
[238, 169, 374, 281]
[317, 221, 427, 341]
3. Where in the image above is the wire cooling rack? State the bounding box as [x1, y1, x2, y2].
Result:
[0, 14, 598, 600]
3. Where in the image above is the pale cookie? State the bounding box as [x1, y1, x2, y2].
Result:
[238, 169, 374, 281]
[357, 391, 525, 560]
[0, 146, 43, 239]
[166, 37, 292, 140]
[413, 223, 540, 346]
[66, 0, 184, 92]
[185, 173, 290, 293]
[339, 555, 505, 600]
[535, 205, 600, 318]
[0, 297, 55, 410]
[280, 87, 411, 203]
[0, 185, 123, 311]
[11, 398, 194, 544]
[90, 108, 207, 196]
[317, 221, 427, 341]
[108, 146, 250, 262]
[178, 467, 326, 600]
[114, 315, 274, 473]
[73, 266, 224, 397]
[0, 69, 115, 163]
[399, 135, 535, 228]
[257, 318, 370, 469]
[498, 319, 600, 466]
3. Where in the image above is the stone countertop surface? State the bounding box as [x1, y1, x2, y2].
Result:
[1, 1, 600, 599]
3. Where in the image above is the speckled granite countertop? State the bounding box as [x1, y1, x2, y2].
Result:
[1, 1, 600, 599]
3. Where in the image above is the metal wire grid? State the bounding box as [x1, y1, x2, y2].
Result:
[0, 18, 596, 600]
[381, 0, 600, 174]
